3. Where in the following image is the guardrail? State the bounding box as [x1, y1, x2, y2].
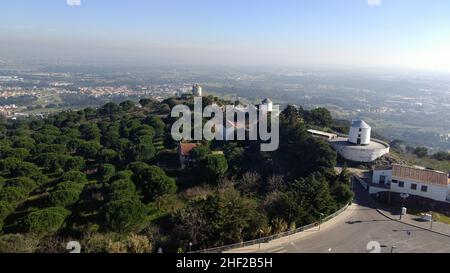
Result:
[190, 203, 351, 253]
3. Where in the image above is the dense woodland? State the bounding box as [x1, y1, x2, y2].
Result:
[0, 95, 353, 253]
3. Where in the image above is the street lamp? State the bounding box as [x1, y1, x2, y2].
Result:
[319, 213, 325, 231]
[399, 193, 409, 220]
[258, 229, 264, 249]
[391, 246, 397, 253]
[429, 211, 434, 230]
[189, 242, 193, 252]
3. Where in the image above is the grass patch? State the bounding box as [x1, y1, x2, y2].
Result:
[431, 212, 450, 225]
[391, 151, 450, 173]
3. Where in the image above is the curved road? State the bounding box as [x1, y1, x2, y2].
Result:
[232, 183, 450, 253]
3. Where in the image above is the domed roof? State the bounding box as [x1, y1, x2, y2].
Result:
[262, 98, 272, 104]
[351, 120, 370, 129]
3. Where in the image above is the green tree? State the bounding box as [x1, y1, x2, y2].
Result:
[190, 145, 211, 162]
[19, 207, 71, 236]
[0, 201, 14, 229]
[305, 107, 333, 127]
[137, 166, 177, 201]
[79, 123, 101, 141]
[98, 148, 118, 163]
[12, 136, 35, 150]
[48, 190, 82, 207]
[77, 141, 102, 159]
[120, 101, 136, 112]
[202, 154, 228, 184]
[6, 177, 37, 195]
[131, 143, 156, 162]
[99, 102, 121, 116]
[63, 156, 85, 172]
[98, 164, 116, 184]
[109, 179, 138, 201]
[0, 187, 27, 207]
[413, 146, 428, 158]
[105, 199, 147, 233]
[145, 116, 166, 137]
[61, 171, 88, 184]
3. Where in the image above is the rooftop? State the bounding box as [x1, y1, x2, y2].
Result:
[351, 120, 370, 129]
[179, 143, 201, 157]
[392, 164, 450, 187]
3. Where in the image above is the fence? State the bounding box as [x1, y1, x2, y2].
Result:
[190, 203, 351, 253]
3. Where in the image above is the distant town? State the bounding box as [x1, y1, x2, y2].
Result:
[1, 63, 450, 151]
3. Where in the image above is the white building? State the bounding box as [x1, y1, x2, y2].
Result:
[307, 129, 338, 141]
[260, 98, 273, 113]
[348, 120, 371, 145]
[192, 84, 203, 97]
[308, 119, 389, 163]
[371, 164, 450, 203]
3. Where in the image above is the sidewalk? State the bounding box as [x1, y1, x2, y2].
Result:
[376, 206, 450, 237]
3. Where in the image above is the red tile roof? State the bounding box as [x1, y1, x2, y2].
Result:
[392, 164, 449, 187]
[179, 143, 200, 157]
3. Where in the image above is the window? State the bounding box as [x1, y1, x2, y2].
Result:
[421, 186, 428, 192]
[359, 128, 362, 132]
[398, 181, 404, 188]
[411, 184, 417, 190]
[358, 134, 361, 138]
[391, 180, 398, 183]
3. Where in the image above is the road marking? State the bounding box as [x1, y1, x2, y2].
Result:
[269, 247, 285, 253]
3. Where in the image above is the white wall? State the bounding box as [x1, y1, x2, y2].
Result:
[390, 177, 449, 202]
[332, 144, 390, 163]
[349, 127, 371, 145]
[372, 170, 392, 184]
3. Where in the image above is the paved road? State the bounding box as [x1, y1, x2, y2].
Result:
[233, 183, 450, 253]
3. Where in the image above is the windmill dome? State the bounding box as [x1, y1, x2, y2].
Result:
[348, 120, 371, 145]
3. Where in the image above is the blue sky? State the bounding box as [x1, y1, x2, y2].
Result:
[1, 0, 450, 70]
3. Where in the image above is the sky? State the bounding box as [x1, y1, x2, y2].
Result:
[1, 0, 450, 71]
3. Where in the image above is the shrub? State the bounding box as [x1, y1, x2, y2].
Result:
[0, 234, 39, 253]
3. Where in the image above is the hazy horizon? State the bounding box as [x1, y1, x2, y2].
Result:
[1, 0, 450, 73]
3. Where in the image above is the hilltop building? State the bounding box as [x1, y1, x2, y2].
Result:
[348, 120, 371, 145]
[307, 119, 390, 163]
[192, 84, 203, 97]
[260, 98, 273, 113]
[178, 142, 201, 169]
[369, 164, 450, 204]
